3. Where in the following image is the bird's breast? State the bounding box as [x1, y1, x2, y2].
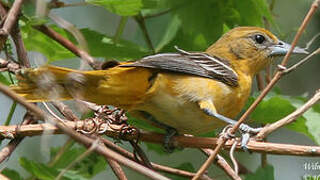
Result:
[134, 72, 252, 134]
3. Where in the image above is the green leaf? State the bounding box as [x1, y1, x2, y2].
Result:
[233, 0, 271, 26]
[20, 157, 59, 180]
[2, 168, 23, 180]
[160, 0, 274, 51]
[141, 0, 159, 9]
[51, 146, 107, 178]
[86, 0, 143, 16]
[155, 15, 181, 52]
[80, 28, 149, 61]
[0, 72, 11, 85]
[313, 104, 320, 113]
[168, 0, 224, 48]
[245, 165, 274, 180]
[290, 97, 320, 144]
[249, 93, 320, 143]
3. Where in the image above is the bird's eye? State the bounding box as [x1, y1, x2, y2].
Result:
[254, 34, 266, 44]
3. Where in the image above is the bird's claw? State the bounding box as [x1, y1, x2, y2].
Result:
[239, 124, 262, 134]
[238, 124, 262, 151]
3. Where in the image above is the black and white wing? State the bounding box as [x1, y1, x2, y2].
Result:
[120, 47, 238, 87]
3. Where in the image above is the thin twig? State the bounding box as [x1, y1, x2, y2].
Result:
[144, 8, 174, 19]
[201, 149, 241, 180]
[56, 139, 99, 180]
[134, 13, 155, 54]
[283, 47, 320, 74]
[107, 157, 128, 180]
[49, 13, 89, 52]
[50, 2, 88, 9]
[256, 72, 264, 91]
[48, 138, 74, 167]
[3, 101, 17, 126]
[192, 1, 320, 179]
[33, 25, 101, 69]
[229, 140, 239, 176]
[304, 32, 320, 50]
[261, 138, 268, 168]
[52, 101, 79, 121]
[11, 23, 30, 67]
[0, 58, 20, 73]
[0, 0, 25, 49]
[43, 102, 64, 122]
[101, 138, 212, 180]
[256, 89, 320, 139]
[113, 16, 128, 44]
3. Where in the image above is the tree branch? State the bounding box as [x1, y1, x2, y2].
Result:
[0, 121, 319, 157]
[201, 149, 241, 180]
[0, 0, 25, 49]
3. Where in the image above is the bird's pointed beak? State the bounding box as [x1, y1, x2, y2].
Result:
[269, 41, 308, 56]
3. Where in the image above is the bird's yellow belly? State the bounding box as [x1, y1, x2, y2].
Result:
[134, 73, 252, 135]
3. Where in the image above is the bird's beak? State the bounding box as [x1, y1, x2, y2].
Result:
[269, 41, 308, 56]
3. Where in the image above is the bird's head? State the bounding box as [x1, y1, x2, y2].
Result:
[206, 27, 308, 76]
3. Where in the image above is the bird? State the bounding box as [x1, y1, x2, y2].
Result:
[10, 26, 307, 150]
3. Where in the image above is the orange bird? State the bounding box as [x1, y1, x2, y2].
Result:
[11, 27, 307, 150]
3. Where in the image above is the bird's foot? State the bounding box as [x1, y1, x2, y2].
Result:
[221, 123, 261, 151]
[163, 128, 178, 153]
[238, 124, 262, 151]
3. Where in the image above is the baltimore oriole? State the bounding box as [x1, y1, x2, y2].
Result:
[10, 27, 307, 149]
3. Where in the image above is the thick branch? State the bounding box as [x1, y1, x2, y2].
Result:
[0, 122, 319, 157]
[0, 113, 34, 163]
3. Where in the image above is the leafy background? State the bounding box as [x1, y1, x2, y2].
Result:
[0, 0, 319, 179]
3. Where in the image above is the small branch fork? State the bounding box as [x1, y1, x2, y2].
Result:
[192, 0, 320, 179]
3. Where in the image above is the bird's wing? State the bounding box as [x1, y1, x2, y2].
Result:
[120, 47, 238, 87]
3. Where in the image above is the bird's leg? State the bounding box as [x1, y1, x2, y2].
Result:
[141, 112, 178, 152]
[198, 100, 262, 149]
[163, 127, 178, 153]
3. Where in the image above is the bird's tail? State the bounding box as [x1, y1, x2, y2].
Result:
[11, 65, 84, 102]
[10, 64, 154, 109]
